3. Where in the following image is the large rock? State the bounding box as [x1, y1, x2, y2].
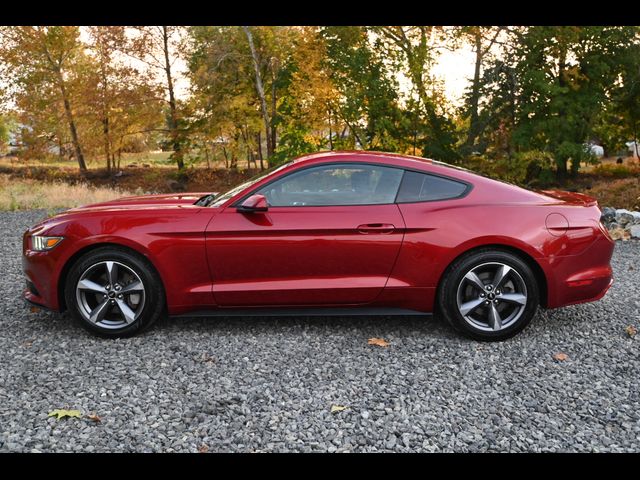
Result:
[629, 224, 640, 239]
[615, 209, 636, 226]
[609, 227, 631, 241]
[607, 222, 621, 231]
[601, 206, 616, 224]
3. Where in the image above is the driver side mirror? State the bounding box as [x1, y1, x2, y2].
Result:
[237, 194, 269, 213]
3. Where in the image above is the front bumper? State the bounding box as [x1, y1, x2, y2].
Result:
[22, 237, 63, 312]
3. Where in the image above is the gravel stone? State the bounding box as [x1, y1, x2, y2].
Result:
[1, 210, 639, 452]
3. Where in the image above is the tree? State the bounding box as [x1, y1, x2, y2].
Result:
[474, 26, 639, 179]
[456, 26, 504, 153]
[373, 26, 459, 160]
[270, 27, 338, 162]
[606, 35, 640, 158]
[0, 26, 90, 170]
[188, 26, 296, 168]
[124, 26, 188, 169]
[188, 26, 263, 169]
[243, 26, 273, 158]
[85, 26, 164, 173]
[320, 26, 406, 152]
[0, 114, 17, 152]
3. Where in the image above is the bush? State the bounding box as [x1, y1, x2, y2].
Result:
[459, 150, 555, 187]
[590, 163, 640, 178]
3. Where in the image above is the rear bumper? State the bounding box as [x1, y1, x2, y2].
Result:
[541, 233, 615, 309]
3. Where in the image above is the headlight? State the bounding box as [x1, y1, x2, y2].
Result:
[31, 236, 64, 251]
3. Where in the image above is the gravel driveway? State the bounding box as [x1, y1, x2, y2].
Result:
[1, 210, 638, 452]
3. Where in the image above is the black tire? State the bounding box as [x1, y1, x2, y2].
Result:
[64, 247, 165, 338]
[437, 249, 539, 341]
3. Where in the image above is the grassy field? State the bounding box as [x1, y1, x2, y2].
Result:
[0, 161, 259, 211]
[0, 151, 235, 170]
[0, 174, 135, 211]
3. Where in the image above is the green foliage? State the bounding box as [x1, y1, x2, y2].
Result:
[460, 149, 556, 186]
[271, 128, 316, 165]
[0, 121, 7, 146]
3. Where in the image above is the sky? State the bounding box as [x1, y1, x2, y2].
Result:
[433, 45, 476, 106]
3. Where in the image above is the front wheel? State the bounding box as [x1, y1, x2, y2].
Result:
[437, 249, 539, 341]
[64, 247, 165, 338]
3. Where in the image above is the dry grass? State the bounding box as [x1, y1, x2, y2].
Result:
[0, 174, 135, 211]
[584, 176, 640, 210]
[0, 151, 175, 169]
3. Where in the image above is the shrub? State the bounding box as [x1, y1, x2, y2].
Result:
[459, 150, 555, 187]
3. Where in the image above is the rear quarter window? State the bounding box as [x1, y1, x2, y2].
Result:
[396, 171, 468, 203]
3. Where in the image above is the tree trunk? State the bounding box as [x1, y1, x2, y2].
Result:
[162, 26, 184, 170]
[256, 131, 264, 170]
[243, 26, 273, 158]
[328, 108, 333, 150]
[204, 144, 211, 169]
[103, 117, 112, 174]
[270, 60, 278, 154]
[465, 30, 483, 150]
[556, 159, 568, 181]
[97, 33, 113, 175]
[58, 75, 87, 172]
[222, 145, 230, 169]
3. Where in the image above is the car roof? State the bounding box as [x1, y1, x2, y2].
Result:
[287, 150, 543, 203]
[292, 150, 435, 167]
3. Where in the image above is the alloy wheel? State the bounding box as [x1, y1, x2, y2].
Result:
[456, 262, 528, 332]
[75, 261, 146, 329]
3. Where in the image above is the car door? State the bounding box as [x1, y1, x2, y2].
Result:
[206, 163, 406, 307]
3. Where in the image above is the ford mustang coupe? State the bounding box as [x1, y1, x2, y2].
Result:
[22, 151, 614, 341]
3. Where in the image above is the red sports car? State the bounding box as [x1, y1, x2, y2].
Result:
[22, 151, 614, 341]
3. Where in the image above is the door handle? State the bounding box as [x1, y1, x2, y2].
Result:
[357, 223, 395, 234]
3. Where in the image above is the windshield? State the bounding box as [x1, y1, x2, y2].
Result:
[209, 161, 293, 207]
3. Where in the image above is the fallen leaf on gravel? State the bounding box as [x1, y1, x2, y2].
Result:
[330, 405, 348, 413]
[22, 341, 32, 347]
[87, 414, 101, 423]
[199, 353, 215, 363]
[368, 337, 390, 347]
[625, 325, 637, 338]
[553, 352, 568, 362]
[48, 409, 82, 420]
[198, 445, 209, 453]
[29, 306, 40, 314]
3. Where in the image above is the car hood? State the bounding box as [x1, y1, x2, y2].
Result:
[65, 192, 213, 213]
[26, 192, 216, 234]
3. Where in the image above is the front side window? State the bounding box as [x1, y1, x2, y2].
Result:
[210, 161, 293, 207]
[396, 171, 468, 202]
[255, 164, 404, 207]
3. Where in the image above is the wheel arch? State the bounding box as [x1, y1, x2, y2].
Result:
[436, 243, 548, 308]
[57, 242, 166, 312]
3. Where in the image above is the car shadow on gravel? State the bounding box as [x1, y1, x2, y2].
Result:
[25, 307, 565, 343]
[154, 313, 460, 340]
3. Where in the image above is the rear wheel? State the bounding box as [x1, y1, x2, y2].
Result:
[438, 249, 539, 341]
[64, 247, 165, 338]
